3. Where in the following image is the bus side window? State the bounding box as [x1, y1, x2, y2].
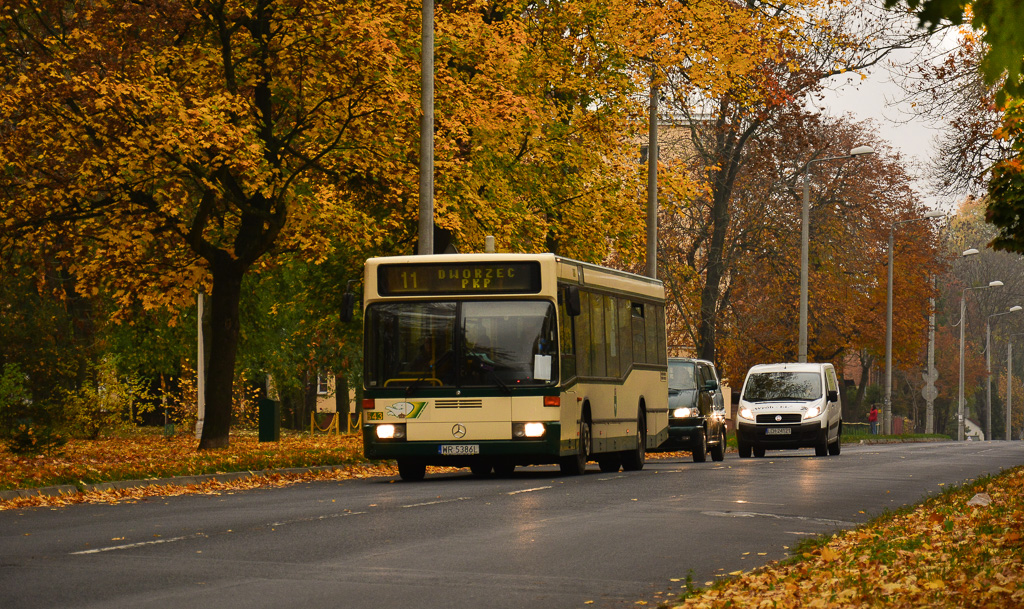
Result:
[559, 296, 576, 381]
[645, 303, 660, 365]
[618, 297, 632, 372]
[605, 295, 619, 378]
[632, 302, 646, 364]
[575, 291, 591, 377]
[589, 291, 606, 377]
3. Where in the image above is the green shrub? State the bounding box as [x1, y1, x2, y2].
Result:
[0, 363, 32, 434]
[5, 418, 66, 455]
[63, 356, 154, 439]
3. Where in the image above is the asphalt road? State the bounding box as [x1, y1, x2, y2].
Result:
[2, 441, 1023, 609]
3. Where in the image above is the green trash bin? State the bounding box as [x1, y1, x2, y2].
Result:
[258, 398, 280, 442]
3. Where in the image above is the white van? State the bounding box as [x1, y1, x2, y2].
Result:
[736, 363, 842, 458]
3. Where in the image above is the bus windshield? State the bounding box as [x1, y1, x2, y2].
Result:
[365, 300, 559, 390]
[742, 371, 822, 402]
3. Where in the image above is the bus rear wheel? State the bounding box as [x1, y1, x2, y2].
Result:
[397, 457, 426, 481]
[621, 411, 646, 471]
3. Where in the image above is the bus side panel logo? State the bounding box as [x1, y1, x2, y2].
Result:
[452, 424, 467, 438]
[386, 401, 427, 419]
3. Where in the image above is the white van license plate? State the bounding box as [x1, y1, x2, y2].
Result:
[440, 444, 480, 456]
[765, 427, 791, 435]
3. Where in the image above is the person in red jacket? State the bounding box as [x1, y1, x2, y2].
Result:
[869, 404, 879, 435]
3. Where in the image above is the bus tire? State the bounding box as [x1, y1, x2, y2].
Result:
[397, 457, 426, 481]
[596, 453, 621, 473]
[470, 462, 493, 477]
[560, 417, 590, 476]
[621, 410, 646, 471]
[493, 460, 516, 477]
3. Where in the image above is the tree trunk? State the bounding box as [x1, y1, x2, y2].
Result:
[198, 255, 245, 450]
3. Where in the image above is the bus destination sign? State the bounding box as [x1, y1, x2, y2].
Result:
[378, 261, 541, 296]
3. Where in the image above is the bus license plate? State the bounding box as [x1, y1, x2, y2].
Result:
[765, 427, 791, 435]
[440, 444, 479, 456]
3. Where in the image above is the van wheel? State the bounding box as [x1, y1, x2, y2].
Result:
[710, 429, 726, 462]
[828, 427, 842, 456]
[691, 429, 707, 463]
[738, 441, 752, 459]
[753, 446, 765, 458]
[815, 430, 829, 456]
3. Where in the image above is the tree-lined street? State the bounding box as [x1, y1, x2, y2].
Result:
[3, 442, 1021, 609]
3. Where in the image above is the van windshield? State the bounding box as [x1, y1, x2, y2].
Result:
[743, 371, 821, 402]
[668, 361, 697, 392]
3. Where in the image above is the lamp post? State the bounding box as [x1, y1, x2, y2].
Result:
[799, 145, 874, 363]
[987, 306, 1022, 441]
[883, 211, 944, 434]
[959, 279, 1004, 441]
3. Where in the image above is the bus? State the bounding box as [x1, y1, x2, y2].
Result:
[360, 253, 669, 481]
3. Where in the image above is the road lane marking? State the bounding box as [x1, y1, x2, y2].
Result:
[701, 510, 857, 528]
[74, 510, 369, 555]
[507, 486, 552, 495]
[71, 534, 204, 555]
[402, 497, 472, 508]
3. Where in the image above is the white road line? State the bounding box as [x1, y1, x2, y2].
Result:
[402, 497, 472, 508]
[507, 486, 552, 495]
[71, 534, 200, 555]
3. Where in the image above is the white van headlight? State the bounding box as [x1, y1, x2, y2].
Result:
[804, 404, 822, 419]
[739, 407, 754, 421]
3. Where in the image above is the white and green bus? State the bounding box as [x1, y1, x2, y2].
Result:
[360, 253, 668, 481]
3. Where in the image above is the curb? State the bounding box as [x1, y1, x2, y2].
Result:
[0, 464, 357, 502]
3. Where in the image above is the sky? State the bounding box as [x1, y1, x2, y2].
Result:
[814, 59, 947, 209]
[812, 26, 967, 212]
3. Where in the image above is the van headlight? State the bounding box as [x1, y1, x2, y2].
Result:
[804, 405, 822, 419]
[673, 407, 693, 418]
[739, 407, 754, 421]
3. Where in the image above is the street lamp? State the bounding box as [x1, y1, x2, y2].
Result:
[959, 279, 1004, 441]
[987, 306, 1023, 440]
[883, 210, 944, 434]
[799, 145, 874, 362]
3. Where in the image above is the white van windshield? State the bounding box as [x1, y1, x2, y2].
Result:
[743, 371, 822, 402]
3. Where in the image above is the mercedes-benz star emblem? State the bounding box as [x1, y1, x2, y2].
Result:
[452, 424, 467, 439]
[775, 415, 783, 422]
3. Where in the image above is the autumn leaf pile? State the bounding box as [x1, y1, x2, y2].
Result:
[0, 432, 369, 493]
[671, 466, 1024, 609]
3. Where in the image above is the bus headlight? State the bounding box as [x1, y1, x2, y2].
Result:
[376, 423, 406, 440]
[673, 407, 693, 418]
[739, 407, 754, 421]
[513, 422, 546, 438]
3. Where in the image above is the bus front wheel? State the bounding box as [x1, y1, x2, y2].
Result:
[397, 457, 426, 481]
[560, 418, 590, 476]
